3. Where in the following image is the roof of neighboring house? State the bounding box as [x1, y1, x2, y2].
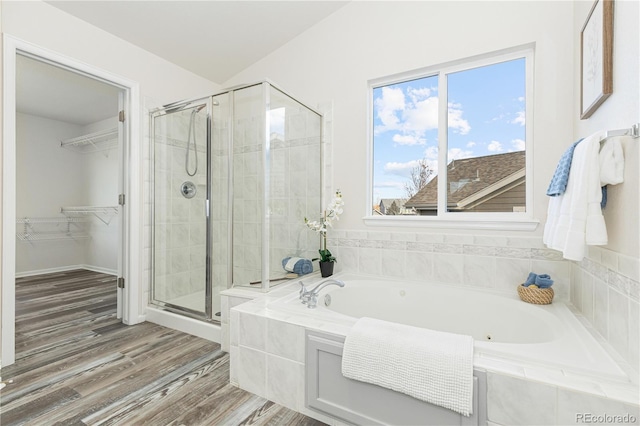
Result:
[379, 198, 406, 207]
[405, 151, 525, 210]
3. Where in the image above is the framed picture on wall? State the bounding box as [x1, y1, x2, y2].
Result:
[580, 0, 614, 119]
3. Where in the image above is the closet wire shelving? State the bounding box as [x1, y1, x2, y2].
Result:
[60, 206, 119, 225]
[16, 216, 90, 242]
[60, 127, 118, 156]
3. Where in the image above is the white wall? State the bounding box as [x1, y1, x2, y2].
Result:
[223, 1, 575, 237]
[569, 0, 639, 376]
[573, 0, 639, 258]
[81, 116, 120, 273]
[15, 113, 87, 273]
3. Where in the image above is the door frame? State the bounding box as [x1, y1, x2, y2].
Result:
[2, 35, 142, 366]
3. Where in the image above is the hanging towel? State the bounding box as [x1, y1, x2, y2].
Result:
[281, 257, 313, 275]
[544, 131, 608, 260]
[546, 138, 584, 196]
[599, 136, 625, 209]
[341, 317, 474, 416]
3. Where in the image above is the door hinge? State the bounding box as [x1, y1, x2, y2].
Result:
[117, 277, 125, 289]
[119, 110, 125, 122]
[118, 194, 125, 205]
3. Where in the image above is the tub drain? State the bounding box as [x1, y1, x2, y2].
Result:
[324, 294, 332, 306]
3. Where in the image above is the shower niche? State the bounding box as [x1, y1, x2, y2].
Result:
[150, 82, 322, 322]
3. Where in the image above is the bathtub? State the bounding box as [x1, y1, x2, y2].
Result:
[269, 273, 628, 381]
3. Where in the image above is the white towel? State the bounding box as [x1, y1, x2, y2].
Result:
[599, 137, 624, 186]
[543, 131, 608, 260]
[341, 317, 474, 416]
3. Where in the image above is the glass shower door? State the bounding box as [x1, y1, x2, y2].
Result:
[151, 100, 211, 319]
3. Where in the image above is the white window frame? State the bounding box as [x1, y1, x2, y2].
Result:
[365, 44, 537, 231]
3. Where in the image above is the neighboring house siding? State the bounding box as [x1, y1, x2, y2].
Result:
[461, 181, 525, 212]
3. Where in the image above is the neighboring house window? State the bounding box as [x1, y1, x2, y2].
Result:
[370, 47, 532, 219]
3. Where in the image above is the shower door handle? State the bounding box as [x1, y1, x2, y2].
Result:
[205, 199, 210, 218]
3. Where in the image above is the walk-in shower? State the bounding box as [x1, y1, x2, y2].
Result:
[150, 82, 322, 323]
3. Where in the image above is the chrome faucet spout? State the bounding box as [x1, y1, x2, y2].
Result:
[299, 278, 345, 309]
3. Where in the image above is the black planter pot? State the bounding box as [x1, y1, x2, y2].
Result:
[319, 261, 335, 278]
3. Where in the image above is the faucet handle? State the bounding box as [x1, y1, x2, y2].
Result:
[298, 281, 307, 299]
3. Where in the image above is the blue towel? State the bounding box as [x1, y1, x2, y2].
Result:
[546, 139, 584, 197]
[601, 186, 607, 209]
[524, 272, 537, 285]
[282, 257, 313, 275]
[535, 274, 554, 288]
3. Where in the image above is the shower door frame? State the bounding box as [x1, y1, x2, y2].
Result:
[149, 98, 213, 321]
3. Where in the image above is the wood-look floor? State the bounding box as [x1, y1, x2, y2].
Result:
[1, 270, 325, 426]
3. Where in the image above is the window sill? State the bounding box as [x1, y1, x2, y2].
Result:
[362, 215, 539, 231]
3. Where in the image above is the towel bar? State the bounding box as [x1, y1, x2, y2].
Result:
[604, 123, 639, 139]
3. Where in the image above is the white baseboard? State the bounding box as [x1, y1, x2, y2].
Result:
[146, 306, 221, 343]
[15, 264, 117, 278]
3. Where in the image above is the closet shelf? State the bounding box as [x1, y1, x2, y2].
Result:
[60, 206, 119, 225]
[60, 127, 118, 155]
[17, 232, 91, 242]
[16, 217, 90, 242]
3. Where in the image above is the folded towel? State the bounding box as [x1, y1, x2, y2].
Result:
[525, 272, 537, 285]
[342, 317, 474, 416]
[546, 139, 583, 197]
[534, 274, 554, 288]
[281, 257, 313, 275]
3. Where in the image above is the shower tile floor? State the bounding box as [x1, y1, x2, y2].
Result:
[0, 269, 324, 425]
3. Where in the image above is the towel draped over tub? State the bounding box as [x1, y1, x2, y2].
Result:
[341, 317, 474, 416]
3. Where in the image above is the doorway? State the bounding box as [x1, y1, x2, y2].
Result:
[2, 36, 141, 367]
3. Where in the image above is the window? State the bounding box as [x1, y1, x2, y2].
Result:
[370, 47, 532, 225]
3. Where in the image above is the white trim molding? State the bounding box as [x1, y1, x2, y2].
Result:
[2, 35, 142, 366]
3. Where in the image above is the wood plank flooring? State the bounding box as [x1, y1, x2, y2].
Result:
[1, 270, 325, 426]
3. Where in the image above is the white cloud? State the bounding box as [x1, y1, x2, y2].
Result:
[448, 148, 474, 161]
[487, 140, 503, 152]
[447, 102, 471, 135]
[517, 96, 525, 102]
[402, 96, 439, 134]
[466, 141, 476, 148]
[383, 160, 421, 177]
[423, 146, 439, 160]
[374, 86, 406, 133]
[511, 138, 525, 151]
[374, 181, 406, 190]
[392, 134, 425, 146]
[512, 110, 525, 126]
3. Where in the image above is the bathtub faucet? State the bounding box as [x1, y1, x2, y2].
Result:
[299, 278, 345, 309]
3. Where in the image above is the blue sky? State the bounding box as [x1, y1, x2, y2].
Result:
[373, 58, 525, 202]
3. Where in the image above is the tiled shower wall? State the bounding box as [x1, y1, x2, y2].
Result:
[570, 247, 640, 375]
[152, 110, 208, 303]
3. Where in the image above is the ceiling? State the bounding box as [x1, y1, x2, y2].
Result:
[17, 54, 121, 126]
[17, 1, 347, 126]
[45, 0, 350, 84]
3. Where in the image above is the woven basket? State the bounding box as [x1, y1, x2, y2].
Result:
[517, 284, 554, 305]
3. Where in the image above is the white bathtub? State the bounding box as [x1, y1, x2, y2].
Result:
[270, 273, 628, 381]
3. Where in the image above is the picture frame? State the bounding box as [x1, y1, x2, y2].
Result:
[580, 0, 614, 119]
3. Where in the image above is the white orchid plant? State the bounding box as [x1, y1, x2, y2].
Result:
[305, 190, 344, 263]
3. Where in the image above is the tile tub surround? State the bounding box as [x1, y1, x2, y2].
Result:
[227, 275, 639, 425]
[570, 246, 640, 379]
[327, 230, 571, 301]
